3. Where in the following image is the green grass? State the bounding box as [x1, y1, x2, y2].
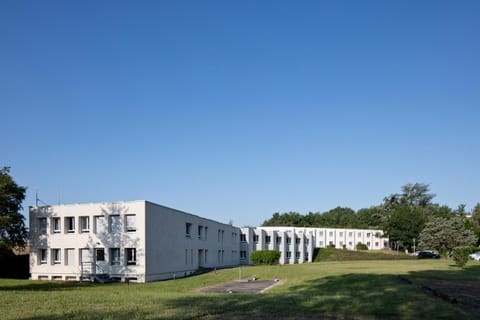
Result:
[1, 260, 479, 319]
[314, 247, 415, 261]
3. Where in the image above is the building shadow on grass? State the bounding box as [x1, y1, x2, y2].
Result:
[161, 268, 480, 319]
[0, 280, 99, 291]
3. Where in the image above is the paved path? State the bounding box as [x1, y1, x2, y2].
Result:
[198, 279, 280, 294]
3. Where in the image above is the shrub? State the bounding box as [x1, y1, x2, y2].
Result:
[452, 246, 475, 267]
[250, 250, 281, 265]
[356, 243, 368, 251]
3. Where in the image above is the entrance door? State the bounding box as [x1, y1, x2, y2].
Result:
[80, 248, 93, 273]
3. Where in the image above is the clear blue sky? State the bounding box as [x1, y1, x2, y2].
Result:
[1, 1, 479, 226]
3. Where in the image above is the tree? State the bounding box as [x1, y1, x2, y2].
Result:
[383, 183, 435, 209]
[383, 204, 427, 251]
[0, 167, 28, 248]
[418, 217, 478, 256]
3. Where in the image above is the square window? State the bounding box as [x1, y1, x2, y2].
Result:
[125, 248, 136, 265]
[125, 215, 136, 232]
[253, 235, 259, 242]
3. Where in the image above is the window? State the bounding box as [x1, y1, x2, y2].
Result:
[52, 249, 61, 264]
[305, 238, 309, 244]
[125, 215, 136, 232]
[276, 236, 282, 244]
[218, 229, 221, 242]
[205, 227, 208, 240]
[198, 225, 203, 239]
[39, 218, 47, 234]
[125, 248, 136, 265]
[348, 232, 353, 237]
[295, 252, 300, 260]
[319, 231, 324, 236]
[305, 252, 309, 260]
[329, 231, 334, 237]
[39, 249, 47, 264]
[319, 241, 324, 246]
[286, 237, 291, 245]
[65, 249, 75, 265]
[367, 242, 371, 247]
[52, 218, 61, 233]
[110, 248, 120, 265]
[240, 250, 247, 260]
[339, 232, 343, 237]
[186, 223, 192, 237]
[265, 236, 271, 244]
[286, 251, 291, 259]
[205, 249, 208, 264]
[95, 248, 105, 262]
[295, 237, 301, 245]
[375, 242, 379, 247]
[95, 216, 106, 233]
[253, 235, 259, 242]
[358, 232, 362, 237]
[109, 215, 121, 233]
[185, 249, 188, 265]
[348, 241, 353, 247]
[65, 217, 75, 233]
[367, 233, 371, 238]
[80, 216, 89, 232]
[240, 234, 246, 242]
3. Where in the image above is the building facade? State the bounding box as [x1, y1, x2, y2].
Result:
[29, 200, 240, 282]
[239, 226, 388, 265]
[30, 200, 388, 282]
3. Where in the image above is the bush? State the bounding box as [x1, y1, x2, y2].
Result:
[356, 243, 368, 251]
[452, 246, 477, 267]
[250, 250, 281, 265]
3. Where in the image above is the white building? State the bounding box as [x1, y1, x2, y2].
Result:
[29, 200, 389, 282]
[29, 200, 240, 282]
[239, 226, 389, 265]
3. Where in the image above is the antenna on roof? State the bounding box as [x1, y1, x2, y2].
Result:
[35, 191, 48, 206]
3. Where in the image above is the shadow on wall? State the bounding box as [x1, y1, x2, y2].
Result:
[84, 203, 143, 279]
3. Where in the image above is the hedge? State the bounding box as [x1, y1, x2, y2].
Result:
[250, 250, 281, 265]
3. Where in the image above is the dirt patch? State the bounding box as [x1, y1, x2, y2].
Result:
[408, 278, 480, 310]
[197, 279, 280, 294]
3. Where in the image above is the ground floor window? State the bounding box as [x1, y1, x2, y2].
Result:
[39, 249, 47, 264]
[240, 250, 247, 260]
[125, 248, 136, 265]
[52, 249, 61, 264]
[110, 248, 120, 265]
[95, 248, 105, 262]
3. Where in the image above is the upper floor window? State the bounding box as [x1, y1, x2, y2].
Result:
[204, 227, 208, 240]
[366, 233, 371, 238]
[95, 216, 106, 234]
[240, 234, 246, 242]
[276, 236, 282, 244]
[348, 232, 353, 237]
[329, 231, 334, 237]
[319, 231, 324, 236]
[198, 225, 203, 239]
[80, 216, 89, 233]
[186, 223, 192, 237]
[339, 232, 344, 237]
[265, 236, 271, 244]
[65, 217, 75, 233]
[253, 235, 259, 242]
[109, 215, 121, 233]
[286, 237, 291, 245]
[295, 237, 301, 245]
[52, 217, 61, 233]
[38, 218, 47, 234]
[125, 215, 136, 232]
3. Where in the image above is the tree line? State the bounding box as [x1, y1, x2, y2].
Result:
[262, 183, 480, 252]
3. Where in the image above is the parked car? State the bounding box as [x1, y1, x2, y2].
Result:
[417, 251, 440, 259]
[469, 251, 480, 261]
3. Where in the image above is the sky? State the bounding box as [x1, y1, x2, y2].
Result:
[1, 1, 479, 227]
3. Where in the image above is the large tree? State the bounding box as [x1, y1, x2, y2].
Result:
[383, 204, 427, 250]
[0, 167, 28, 248]
[418, 217, 478, 256]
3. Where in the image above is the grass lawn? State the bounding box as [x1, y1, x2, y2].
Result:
[1, 259, 479, 319]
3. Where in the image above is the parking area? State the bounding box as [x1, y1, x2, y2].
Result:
[197, 279, 280, 294]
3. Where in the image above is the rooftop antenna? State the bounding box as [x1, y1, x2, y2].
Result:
[35, 191, 48, 207]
